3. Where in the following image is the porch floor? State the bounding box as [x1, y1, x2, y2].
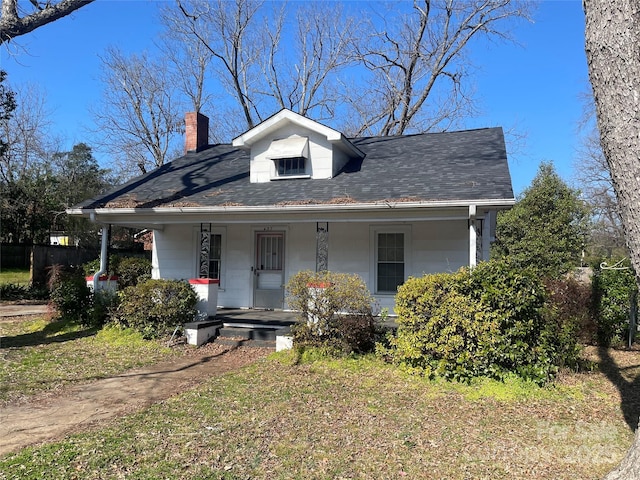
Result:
[214, 308, 299, 327]
[213, 308, 397, 330]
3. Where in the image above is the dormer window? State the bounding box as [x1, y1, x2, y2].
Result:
[267, 136, 310, 179]
[231, 109, 365, 184]
[277, 156, 306, 176]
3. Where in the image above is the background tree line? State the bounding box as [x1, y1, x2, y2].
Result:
[0, 71, 113, 246]
[0, 0, 626, 263]
[4, 0, 640, 475]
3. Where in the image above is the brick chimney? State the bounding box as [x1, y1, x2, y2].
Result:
[185, 112, 209, 153]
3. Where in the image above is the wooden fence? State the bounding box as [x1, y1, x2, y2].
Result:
[1, 244, 147, 287]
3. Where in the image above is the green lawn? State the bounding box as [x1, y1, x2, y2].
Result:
[0, 316, 637, 479]
[0, 269, 30, 286]
[0, 317, 187, 406]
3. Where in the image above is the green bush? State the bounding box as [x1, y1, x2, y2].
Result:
[385, 259, 579, 383]
[544, 276, 595, 346]
[0, 282, 48, 301]
[0, 283, 29, 300]
[592, 260, 638, 347]
[87, 290, 119, 328]
[286, 270, 379, 356]
[115, 256, 152, 288]
[49, 274, 91, 323]
[83, 255, 151, 289]
[112, 279, 198, 339]
[82, 258, 101, 277]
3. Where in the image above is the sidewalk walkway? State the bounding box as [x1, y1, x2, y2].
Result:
[0, 302, 49, 318]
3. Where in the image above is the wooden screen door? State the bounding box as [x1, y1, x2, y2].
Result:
[253, 232, 285, 309]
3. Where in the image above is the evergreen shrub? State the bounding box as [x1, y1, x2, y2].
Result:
[286, 270, 379, 356]
[592, 260, 638, 347]
[112, 279, 198, 339]
[115, 256, 152, 288]
[83, 255, 151, 288]
[544, 276, 595, 346]
[385, 259, 580, 383]
[49, 273, 91, 323]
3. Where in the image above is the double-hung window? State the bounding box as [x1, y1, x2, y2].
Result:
[207, 233, 222, 280]
[198, 226, 226, 286]
[372, 227, 411, 294]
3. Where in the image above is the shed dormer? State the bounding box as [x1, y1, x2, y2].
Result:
[232, 109, 364, 184]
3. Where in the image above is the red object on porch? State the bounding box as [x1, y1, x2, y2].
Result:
[85, 275, 119, 282]
[189, 278, 220, 285]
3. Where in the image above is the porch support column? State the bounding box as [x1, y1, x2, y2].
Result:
[469, 205, 477, 268]
[199, 223, 211, 278]
[481, 210, 493, 262]
[316, 222, 329, 272]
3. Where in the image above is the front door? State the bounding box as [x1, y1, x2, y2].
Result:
[253, 232, 285, 309]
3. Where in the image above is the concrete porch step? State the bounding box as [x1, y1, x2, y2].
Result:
[217, 326, 283, 342]
[214, 337, 276, 349]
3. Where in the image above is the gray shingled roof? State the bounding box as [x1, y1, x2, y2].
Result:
[75, 127, 513, 210]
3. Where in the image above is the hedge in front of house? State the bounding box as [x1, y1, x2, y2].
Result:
[83, 255, 151, 289]
[286, 270, 379, 356]
[112, 279, 198, 339]
[385, 259, 579, 384]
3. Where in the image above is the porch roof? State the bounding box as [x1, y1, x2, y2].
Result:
[70, 127, 513, 216]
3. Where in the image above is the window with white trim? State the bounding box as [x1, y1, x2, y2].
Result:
[207, 233, 222, 280]
[371, 226, 411, 294]
[197, 226, 226, 286]
[276, 156, 306, 176]
[267, 136, 310, 179]
[377, 232, 405, 293]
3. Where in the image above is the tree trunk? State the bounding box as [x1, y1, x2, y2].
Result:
[584, 1, 640, 289]
[603, 425, 640, 480]
[584, 1, 640, 478]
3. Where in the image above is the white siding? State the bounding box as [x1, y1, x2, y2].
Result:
[250, 124, 335, 183]
[152, 218, 472, 312]
[152, 226, 194, 280]
[411, 220, 468, 275]
[328, 223, 371, 283]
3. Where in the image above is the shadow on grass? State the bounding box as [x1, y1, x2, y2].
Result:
[597, 346, 640, 432]
[116, 346, 236, 378]
[0, 320, 99, 348]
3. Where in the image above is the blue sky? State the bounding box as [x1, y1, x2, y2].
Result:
[1, 0, 589, 195]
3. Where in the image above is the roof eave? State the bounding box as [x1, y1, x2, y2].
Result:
[69, 198, 515, 218]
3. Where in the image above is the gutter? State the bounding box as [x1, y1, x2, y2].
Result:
[67, 197, 515, 218]
[89, 212, 109, 285]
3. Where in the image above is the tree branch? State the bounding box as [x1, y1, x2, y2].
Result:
[0, 0, 94, 44]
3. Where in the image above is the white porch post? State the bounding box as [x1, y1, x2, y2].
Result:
[469, 205, 477, 268]
[482, 210, 493, 262]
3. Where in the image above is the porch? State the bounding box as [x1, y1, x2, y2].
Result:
[184, 308, 397, 349]
[185, 308, 298, 348]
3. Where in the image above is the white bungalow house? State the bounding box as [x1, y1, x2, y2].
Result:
[68, 109, 514, 314]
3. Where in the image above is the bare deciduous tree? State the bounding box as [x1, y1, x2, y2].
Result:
[575, 125, 626, 258]
[347, 0, 531, 136]
[0, 0, 93, 44]
[93, 47, 183, 177]
[0, 81, 56, 184]
[160, 6, 214, 115]
[261, 1, 357, 120]
[584, 1, 640, 477]
[173, 0, 265, 130]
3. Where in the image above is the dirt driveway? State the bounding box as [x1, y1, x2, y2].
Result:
[0, 308, 270, 456]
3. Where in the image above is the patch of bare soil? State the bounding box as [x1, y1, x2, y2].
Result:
[0, 343, 270, 456]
